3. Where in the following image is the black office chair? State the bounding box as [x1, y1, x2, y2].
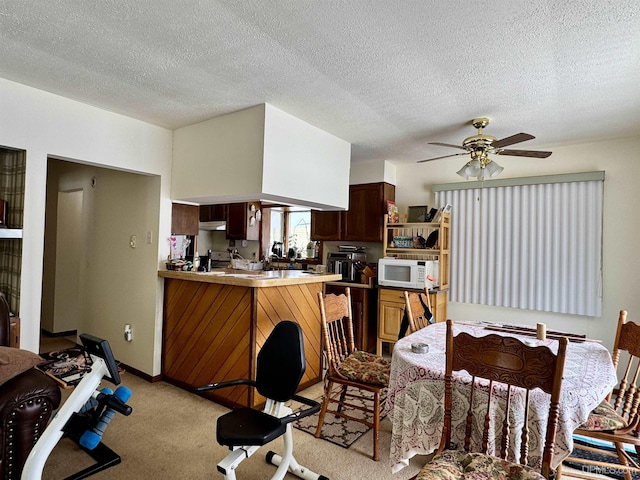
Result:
[196, 320, 328, 480]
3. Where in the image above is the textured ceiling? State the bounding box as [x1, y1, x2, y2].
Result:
[1, 1, 639, 164]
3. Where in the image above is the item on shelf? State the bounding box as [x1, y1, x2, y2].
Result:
[387, 201, 399, 223]
[425, 208, 438, 222]
[408, 206, 429, 223]
[338, 245, 366, 252]
[432, 204, 452, 223]
[392, 236, 413, 248]
[425, 230, 438, 248]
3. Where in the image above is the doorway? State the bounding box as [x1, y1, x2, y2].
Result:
[40, 157, 162, 358]
[41, 190, 82, 340]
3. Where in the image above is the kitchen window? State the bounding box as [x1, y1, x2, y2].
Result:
[268, 208, 315, 259]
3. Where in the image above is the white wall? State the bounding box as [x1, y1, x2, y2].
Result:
[0, 78, 172, 377]
[350, 160, 396, 185]
[394, 136, 640, 350]
[53, 190, 83, 333]
[173, 103, 351, 210]
[4, 72, 637, 374]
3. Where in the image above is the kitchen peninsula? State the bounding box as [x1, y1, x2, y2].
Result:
[159, 269, 341, 408]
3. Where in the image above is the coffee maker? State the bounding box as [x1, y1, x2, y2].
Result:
[327, 251, 366, 283]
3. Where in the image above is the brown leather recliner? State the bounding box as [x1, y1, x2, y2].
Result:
[0, 296, 61, 480]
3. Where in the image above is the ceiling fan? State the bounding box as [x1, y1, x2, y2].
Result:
[417, 117, 552, 179]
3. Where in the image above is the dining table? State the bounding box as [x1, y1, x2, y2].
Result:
[385, 321, 618, 473]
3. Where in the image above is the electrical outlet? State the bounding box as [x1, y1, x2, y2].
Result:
[146, 230, 153, 244]
[129, 235, 136, 249]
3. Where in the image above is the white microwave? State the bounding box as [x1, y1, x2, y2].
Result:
[378, 258, 439, 290]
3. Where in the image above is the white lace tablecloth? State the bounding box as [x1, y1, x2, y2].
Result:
[385, 322, 618, 473]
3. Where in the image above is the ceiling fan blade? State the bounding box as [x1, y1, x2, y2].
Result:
[428, 142, 467, 151]
[492, 133, 535, 148]
[497, 149, 552, 158]
[417, 152, 469, 163]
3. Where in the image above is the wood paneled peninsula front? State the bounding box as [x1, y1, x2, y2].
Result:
[159, 269, 341, 408]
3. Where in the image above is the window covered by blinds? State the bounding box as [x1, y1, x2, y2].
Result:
[434, 172, 604, 316]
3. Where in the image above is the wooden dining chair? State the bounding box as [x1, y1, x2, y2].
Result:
[559, 310, 640, 480]
[403, 289, 433, 334]
[315, 287, 390, 460]
[416, 319, 568, 480]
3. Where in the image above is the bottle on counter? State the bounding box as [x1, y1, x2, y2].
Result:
[193, 251, 200, 270]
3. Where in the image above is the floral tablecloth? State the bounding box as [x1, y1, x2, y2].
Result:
[385, 322, 618, 473]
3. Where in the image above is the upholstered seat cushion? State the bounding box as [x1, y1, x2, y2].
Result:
[417, 450, 545, 480]
[337, 351, 390, 386]
[0, 346, 44, 386]
[579, 399, 627, 431]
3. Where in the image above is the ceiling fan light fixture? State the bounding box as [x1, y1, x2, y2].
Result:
[456, 159, 483, 179]
[456, 163, 471, 178]
[484, 159, 504, 178]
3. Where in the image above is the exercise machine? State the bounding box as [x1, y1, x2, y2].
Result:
[196, 320, 328, 480]
[21, 334, 132, 480]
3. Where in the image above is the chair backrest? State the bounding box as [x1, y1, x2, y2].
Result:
[317, 288, 355, 376]
[607, 310, 640, 428]
[442, 319, 568, 479]
[403, 290, 433, 333]
[255, 320, 306, 402]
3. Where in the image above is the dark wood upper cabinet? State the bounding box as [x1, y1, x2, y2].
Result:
[171, 203, 199, 235]
[310, 210, 342, 241]
[199, 204, 227, 222]
[226, 202, 260, 241]
[311, 182, 395, 243]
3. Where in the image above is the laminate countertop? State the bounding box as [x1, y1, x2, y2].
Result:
[158, 268, 342, 287]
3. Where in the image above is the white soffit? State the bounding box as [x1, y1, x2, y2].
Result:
[173, 104, 350, 209]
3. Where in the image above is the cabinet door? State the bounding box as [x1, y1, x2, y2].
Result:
[226, 203, 247, 240]
[310, 210, 342, 241]
[325, 284, 377, 353]
[377, 288, 405, 355]
[378, 301, 404, 341]
[226, 203, 260, 241]
[171, 203, 199, 235]
[342, 183, 395, 242]
[325, 284, 364, 351]
[200, 204, 227, 222]
[429, 290, 448, 323]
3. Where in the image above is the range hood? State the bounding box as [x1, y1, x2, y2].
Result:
[172, 103, 351, 210]
[199, 221, 226, 231]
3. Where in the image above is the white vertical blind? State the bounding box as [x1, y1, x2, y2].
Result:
[435, 175, 603, 316]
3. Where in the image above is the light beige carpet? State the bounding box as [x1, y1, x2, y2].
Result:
[39, 373, 610, 480]
[41, 374, 424, 479]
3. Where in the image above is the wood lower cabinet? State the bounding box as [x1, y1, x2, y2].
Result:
[429, 289, 448, 326]
[377, 287, 448, 355]
[325, 283, 377, 353]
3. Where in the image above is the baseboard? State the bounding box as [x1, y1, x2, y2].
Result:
[41, 328, 77, 338]
[118, 362, 161, 383]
